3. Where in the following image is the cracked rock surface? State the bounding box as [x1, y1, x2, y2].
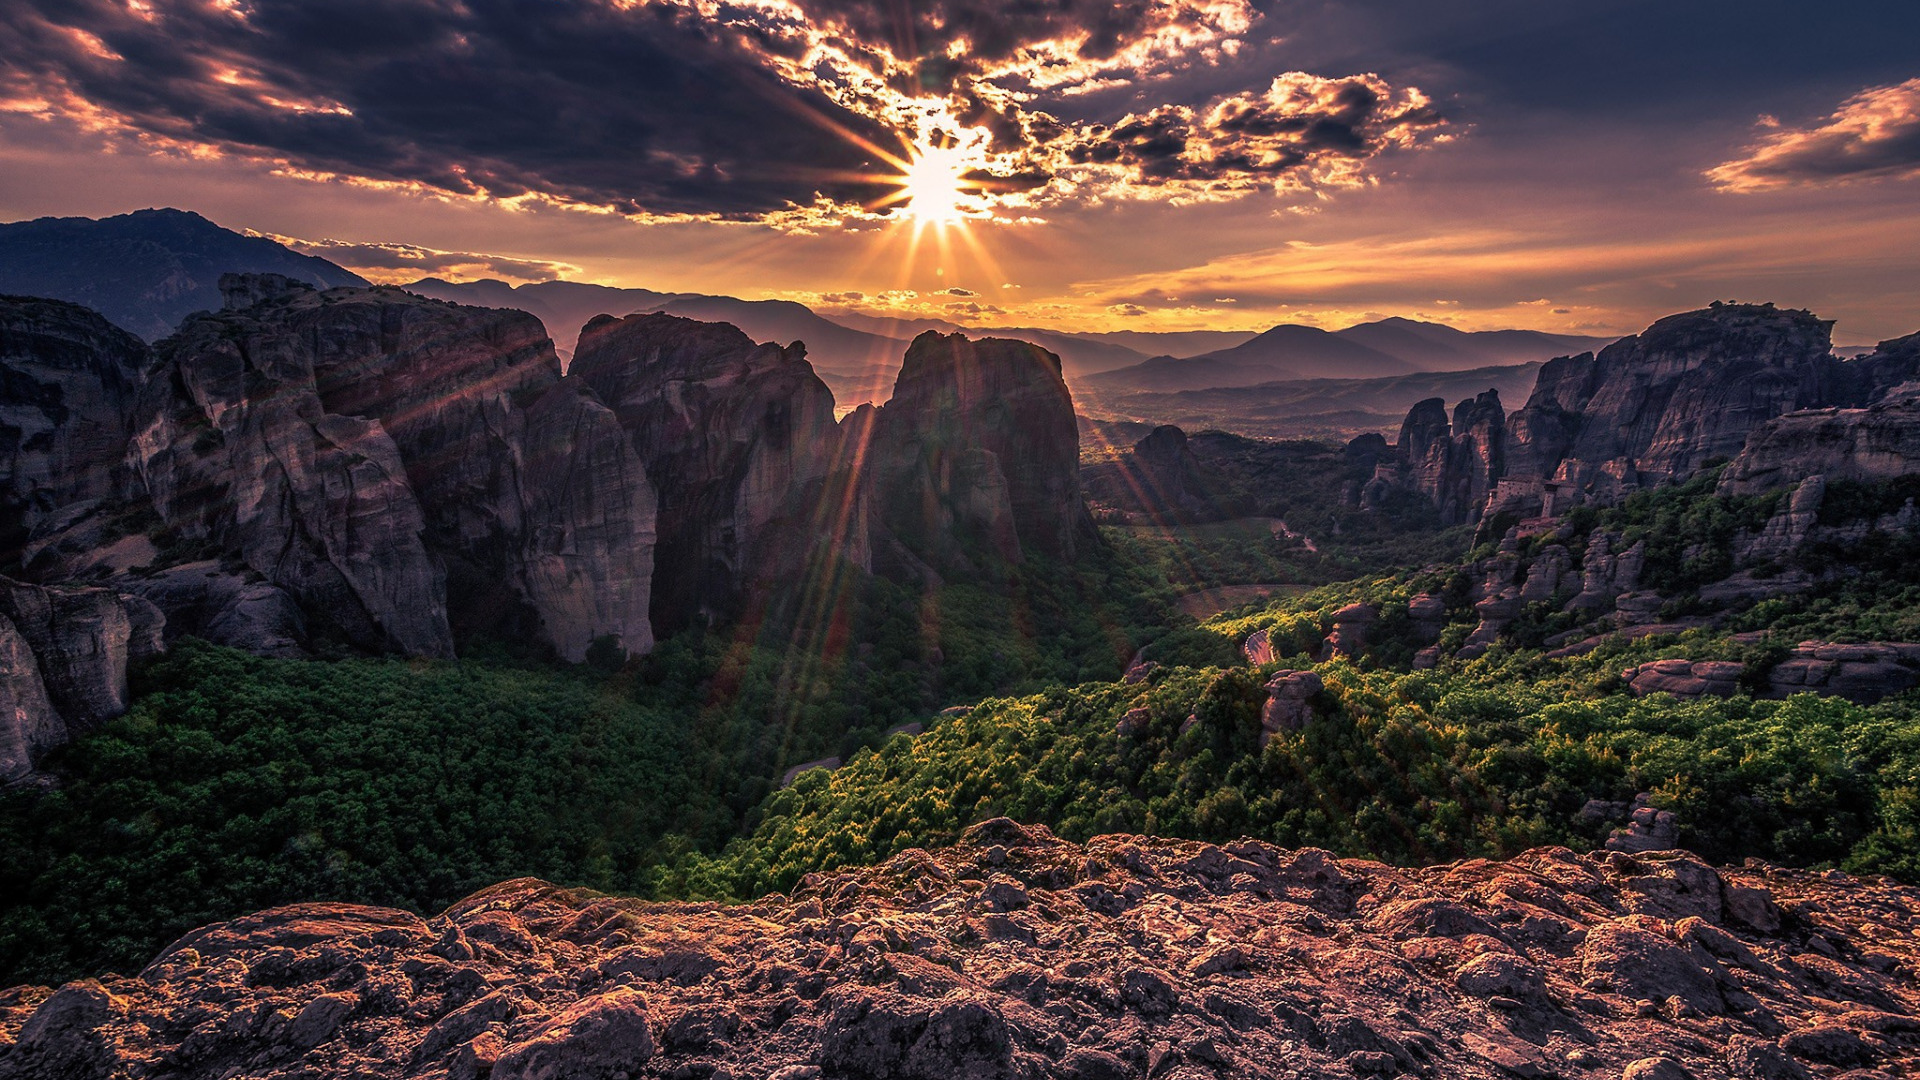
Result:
[2, 820, 1917, 1079]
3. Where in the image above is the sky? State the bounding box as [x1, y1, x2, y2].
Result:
[2, 0, 1918, 341]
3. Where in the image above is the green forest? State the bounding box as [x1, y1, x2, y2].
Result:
[7, 469, 1920, 987]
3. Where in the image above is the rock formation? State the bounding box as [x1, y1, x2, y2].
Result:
[569, 313, 839, 631]
[1504, 303, 1839, 497]
[1259, 668, 1321, 742]
[132, 285, 458, 657]
[1358, 389, 1505, 525]
[2, 281, 1098, 677]
[864, 332, 1095, 578]
[1720, 384, 1920, 496]
[1320, 603, 1376, 660]
[1333, 307, 1920, 525]
[0, 296, 150, 567]
[7, 821, 1920, 1079]
[6, 276, 662, 664]
[1625, 642, 1920, 704]
[1080, 424, 1247, 526]
[0, 576, 162, 781]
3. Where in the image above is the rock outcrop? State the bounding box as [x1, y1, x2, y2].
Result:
[4, 283, 1099, 670]
[864, 332, 1095, 577]
[11, 276, 660, 663]
[1080, 424, 1246, 525]
[0, 296, 150, 567]
[133, 292, 456, 657]
[569, 313, 838, 631]
[1404, 307, 1920, 523]
[8, 823, 1920, 1079]
[1625, 642, 1920, 704]
[1259, 668, 1322, 742]
[0, 576, 161, 781]
[1720, 383, 1920, 496]
[1504, 304, 1840, 501]
[1358, 389, 1506, 525]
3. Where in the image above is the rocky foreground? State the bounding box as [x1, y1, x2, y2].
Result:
[3, 822, 1918, 1079]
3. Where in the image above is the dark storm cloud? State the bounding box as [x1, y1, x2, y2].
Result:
[0, 0, 902, 218]
[0, 0, 1446, 220]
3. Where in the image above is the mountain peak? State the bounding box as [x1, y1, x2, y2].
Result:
[0, 209, 365, 340]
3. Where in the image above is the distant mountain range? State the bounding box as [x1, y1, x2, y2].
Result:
[1080, 362, 1549, 442]
[0, 207, 1617, 414]
[0, 209, 367, 339]
[1086, 317, 1614, 392]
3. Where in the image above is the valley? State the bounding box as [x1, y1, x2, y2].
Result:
[3, 218, 1920, 1080]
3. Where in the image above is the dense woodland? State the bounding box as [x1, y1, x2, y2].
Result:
[7, 468, 1920, 987]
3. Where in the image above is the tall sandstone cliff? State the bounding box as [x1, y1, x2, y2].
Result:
[1503, 304, 1842, 500]
[0, 297, 149, 564]
[862, 332, 1094, 580]
[568, 313, 840, 631]
[123, 276, 658, 661]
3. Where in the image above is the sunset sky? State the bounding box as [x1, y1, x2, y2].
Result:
[2, 0, 1918, 340]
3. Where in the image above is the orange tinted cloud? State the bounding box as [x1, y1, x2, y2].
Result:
[1709, 79, 1920, 192]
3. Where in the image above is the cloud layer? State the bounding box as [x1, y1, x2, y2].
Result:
[0, 0, 1448, 224]
[1710, 78, 1920, 192]
[263, 234, 578, 285]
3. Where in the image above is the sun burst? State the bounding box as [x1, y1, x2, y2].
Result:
[892, 143, 979, 227]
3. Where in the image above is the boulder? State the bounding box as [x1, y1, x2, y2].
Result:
[1763, 641, 1920, 703]
[492, 988, 655, 1080]
[1322, 603, 1377, 660]
[1579, 922, 1724, 1015]
[1623, 659, 1745, 699]
[1260, 669, 1323, 742]
[1608, 806, 1681, 854]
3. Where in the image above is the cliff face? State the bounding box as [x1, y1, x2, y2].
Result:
[1356, 306, 1920, 525]
[1720, 390, 1920, 497]
[867, 333, 1092, 575]
[1078, 424, 1248, 526]
[6, 822, 1918, 1080]
[0, 276, 661, 666]
[0, 577, 162, 782]
[0, 297, 150, 566]
[1719, 335, 1920, 497]
[569, 313, 839, 631]
[1505, 304, 1838, 499]
[131, 281, 463, 658]
[0, 288, 1095, 771]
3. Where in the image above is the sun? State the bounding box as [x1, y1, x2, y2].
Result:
[894, 144, 977, 226]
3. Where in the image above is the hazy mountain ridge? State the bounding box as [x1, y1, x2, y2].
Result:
[1089, 317, 1615, 393]
[1079, 361, 1545, 441]
[0, 209, 367, 340]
